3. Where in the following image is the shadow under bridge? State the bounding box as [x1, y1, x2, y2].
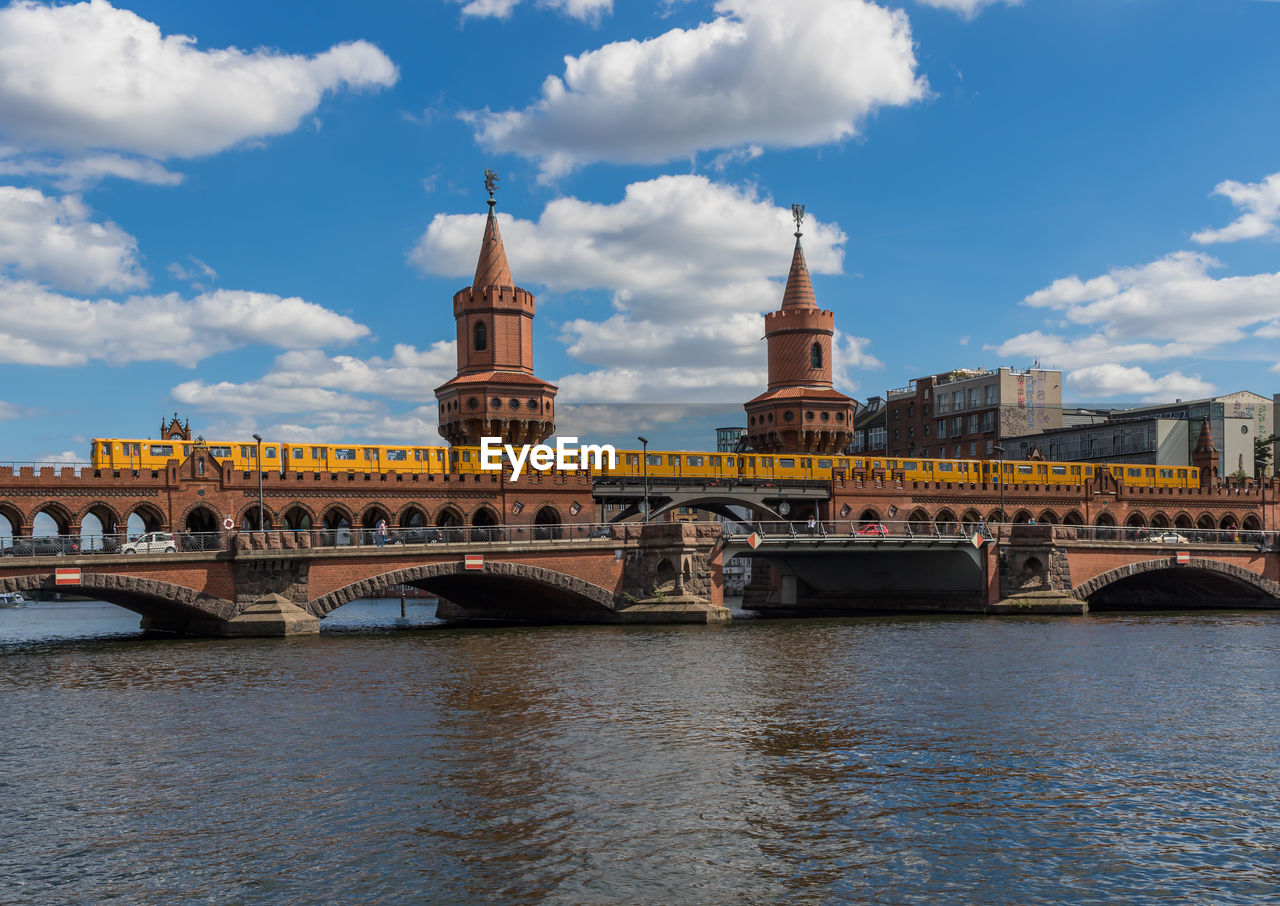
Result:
[722, 531, 988, 613]
[594, 477, 830, 521]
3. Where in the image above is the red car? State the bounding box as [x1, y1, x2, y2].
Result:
[856, 523, 888, 537]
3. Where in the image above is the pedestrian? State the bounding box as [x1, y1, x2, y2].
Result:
[807, 515, 817, 535]
[376, 518, 388, 548]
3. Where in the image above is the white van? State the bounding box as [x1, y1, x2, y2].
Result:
[122, 532, 177, 554]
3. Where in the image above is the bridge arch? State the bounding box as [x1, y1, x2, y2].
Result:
[77, 501, 122, 536]
[238, 503, 274, 531]
[32, 502, 75, 537]
[1173, 512, 1194, 530]
[857, 508, 881, 525]
[1242, 514, 1262, 532]
[310, 561, 620, 621]
[0, 502, 24, 539]
[1012, 509, 1034, 524]
[280, 503, 315, 531]
[0, 571, 235, 627]
[1062, 510, 1084, 526]
[397, 504, 428, 528]
[1150, 511, 1171, 529]
[127, 502, 166, 535]
[1037, 509, 1059, 525]
[645, 495, 786, 523]
[435, 505, 464, 527]
[1074, 558, 1280, 610]
[1196, 513, 1215, 530]
[182, 503, 220, 534]
[1094, 512, 1116, 527]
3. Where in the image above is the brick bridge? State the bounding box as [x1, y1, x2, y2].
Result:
[0, 524, 728, 636]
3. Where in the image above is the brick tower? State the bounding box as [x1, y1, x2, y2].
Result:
[435, 171, 557, 446]
[1193, 417, 1219, 488]
[743, 206, 857, 454]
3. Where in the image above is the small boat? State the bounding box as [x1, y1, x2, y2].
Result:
[0, 591, 27, 608]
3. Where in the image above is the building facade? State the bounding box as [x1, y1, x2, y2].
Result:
[885, 367, 1063, 458]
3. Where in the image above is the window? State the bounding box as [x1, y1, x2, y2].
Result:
[907, 402, 915, 416]
[986, 441, 994, 454]
[937, 420, 946, 438]
[688, 455, 704, 466]
[647, 454, 661, 466]
[386, 449, 407, 461]
[668, 455, 681, 466]
[967, 414, 980, 434]
[982, 412, 995, 432]
[818, 459, 832, 469]
[293, 448, 304, 459]
[953, 390, 964, 411]
[810, 342, 822, 368]
[474, 320, 487, 351]
[1127, 468, 1142, 477]
[984, 384, 997, 405]
[951, 417, 963, 437]
[310, 447, 327, 459]
[264, 447, 277, 459]
[1052, 466, 1067, 475]
[969, 442, 977, 456]
[968, 388, 980, 408]
[364, 448, 378, 460]
[779, 458, 796, 468]
[1159, 468, 1173, 478]
[149, 444, 173, 456]
[335, 448, 356, 460]
[937, 395, 950, 414]
[1017, 465, 1033, 474]
[207, 446, 231, 457]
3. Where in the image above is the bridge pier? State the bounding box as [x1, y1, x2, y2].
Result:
[995, 524, 1088, 614]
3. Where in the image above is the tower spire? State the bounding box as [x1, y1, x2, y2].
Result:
[781, 203, 816, 310]
[473, 168, 513, 290]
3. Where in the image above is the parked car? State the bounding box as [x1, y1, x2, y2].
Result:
[856, 523, 888, 537]
[4, 536, 79, 556]
[122, 531, 177, 554]
[1148, 532, 1189, 544]
[399, 527, 444, 545]
[588, 527, 613, 539]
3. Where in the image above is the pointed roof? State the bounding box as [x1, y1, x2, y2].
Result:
[1194, 417, 1217, 453]
[780, 234, 817, 310]
[472, 200, 513, 290]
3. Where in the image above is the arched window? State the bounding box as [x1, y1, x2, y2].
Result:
[474, 320, 487, 352]
[810, 342, 822, 369]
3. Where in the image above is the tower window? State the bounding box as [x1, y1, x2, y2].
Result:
[474, 320, 487, 352]
[811, 342, 822, 369]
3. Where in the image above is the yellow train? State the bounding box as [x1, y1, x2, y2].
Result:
[90, 437, 1200, 489]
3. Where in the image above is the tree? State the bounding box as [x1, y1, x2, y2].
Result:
[1256, 433, 1278, 477]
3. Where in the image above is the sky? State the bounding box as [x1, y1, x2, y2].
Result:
[0, 0, 1278, 462]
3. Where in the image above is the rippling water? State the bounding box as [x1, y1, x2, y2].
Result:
[3, 600, 1280, 904]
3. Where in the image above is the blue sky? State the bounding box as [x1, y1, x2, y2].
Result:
[0, 0, 1278, 461]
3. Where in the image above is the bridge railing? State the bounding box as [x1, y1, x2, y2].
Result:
[308, 521, 628, 549]
[723, 519, 994, 540]
[0, 530, 228, 557]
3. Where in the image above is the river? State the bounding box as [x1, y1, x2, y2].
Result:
[2, 599, 1279, 904]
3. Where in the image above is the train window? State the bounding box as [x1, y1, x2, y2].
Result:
[1070, 466, 1080, 475]
[1017, 465, 1033, 474]
[801, 459, 811, 468]
[335, 448, 356, 460]
[460, 450, 471, 462]
[727, 457, 735, 466]
[1127, 468, 1142, 478]
[1145, 469, 1155, 477]
[1159, 469, 1173, 478]
[309, 447, 327, 459]
[761, 458, 773, 467]
[1051, 466, 1067, 475]
[436, 450, 445, 461]
[264, 447, 277, 459]
[818, 460, 833, 469]
[854, 460, 865, 469]
[1084, 466, 1093, 475]
[668, 455, 680, 466]
[149, 444, 173, 456]
[293, 449, 304, 459]
[647, 455, 661, 466]
[183, 445, 191, 456]
[938, 462, 953, 472]
[364, 448, 378, 459]
[207, 446, 231, 457]
[386, 449, 407, 461]
[779, 458, 795, 468]
[903, 461, 918, 470]
[688, 456, 704, 467]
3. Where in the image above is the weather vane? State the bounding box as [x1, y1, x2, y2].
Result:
[791, 203, 805, 237]
[484, 168, 500, 206]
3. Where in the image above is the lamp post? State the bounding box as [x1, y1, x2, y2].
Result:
[993, 444, 1006, 540]
[638, 436, 650, 522]
[252, 433, 264, 534]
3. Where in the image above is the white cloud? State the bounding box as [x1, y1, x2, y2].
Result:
[915, 0, 1022, 19]
[1066, 364, 1215, 404]
[167, 256, 218, 289]
[465, 0, 925, 177]
[450, 0, 611, 23]
[0, 400, 22, 420]
[996, 250, 1280, 403]
[411, 174, 877, 401]
[0, 186, 146, 292]
[0, 279, 369, 366]
[1192, 172, 1280, 244]
[0, 0, 397, 182]
[0, 150, 184, 189]
[36, 450, 84, 463]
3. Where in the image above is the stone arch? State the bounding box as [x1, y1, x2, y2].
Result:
[1149, 512, 1171, 529]
[238, 504, 274, 531]
[280, 504, 315, 531]
[960, 508, 983, 530]
[435, 505, 464, 527]
[1173, 512, 1194, 530]
[471, 505, 500, 542]
[361, 504, 392, 530]
[857, 508, 881, 525]
[654, 558, 677, 593]
[1242, 514, 1262, 532]
[1196, 513, 1215, 530]
[397, 504, 428, 528]
[32, 501, 75, 537]
[0, 571, 235, 627]
[1012, 509, 1035, 524]
[1074, 558, 1280, 606]
[181, 504, 220, 534]
[321, 506, 354, 546]
[985, 509, 1003, 525]
[128, 502, 166, 535]
[907, 508, 931, 534]
[78, 501, 122, 536]
[1034, 509, 1056, 525]
[934, 508, 959, 534]
[1125, 512, 1147, 528]
[534, 504, 563, 541]
[309, 561, 621, 619]
[1062, 510, 1084, 526]
[0, 502, 25, 540]
[1094, 512, 1116, 527]
[1219, 514, 1239, 531]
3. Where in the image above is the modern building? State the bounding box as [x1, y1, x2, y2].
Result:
[1005, 391, 1275, 476]
[742, 208, 857, 454]
[885, 367, 1063, 458]
[715, 427, 746, 452]
[435, 174, 558, 447]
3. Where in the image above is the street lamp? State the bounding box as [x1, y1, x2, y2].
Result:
[993, 444, 1006, 538]
[638, 436, 650, 522]
[252, 433, 264, 534]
